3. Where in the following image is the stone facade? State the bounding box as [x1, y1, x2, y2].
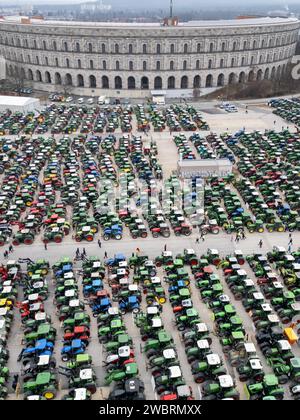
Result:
[0, 17, 299, 97]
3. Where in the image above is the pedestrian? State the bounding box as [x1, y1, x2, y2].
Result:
[164, 244, 167, 252]
[132, 252, 135, 257]
[8, 244, 13, 253]
[104, 251, 108, 259]
[241, 230, 246, 240]
[98, 239, 101, 248]
[83, 248, 86, 256]
[196, 237, 199, 244]
[289, 233, 292, 240]
[136, 247, 140, 254]
[76, 248, 80, 258]
[258, 239, 263, 249]
[288, 244, 292, 254]
[12, 374, 19, 392]
[288, 238, 293, 246]
[44, 242, 47, 250]
[235, 233, 240, 243]
[200, 230, 205, 241]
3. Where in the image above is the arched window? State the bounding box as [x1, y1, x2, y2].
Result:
[66, 58, 70, 68]
[116, 61, 120, 71]
[103, 60, 107, 70]
[115, 44, 119, 53]
[115, 76, 122, 89]
[221, 42, 226, 52]
[129, 44, 133, 54]
[43, 40, 47, 50]
[156, 61, 161, 71]
[143, 44, 147, 54]
[217, 74, 224, 87]
[89, 75, 96, 88]
[53, 41, 57, 51]
[76, 42, 80, 52]
[55, 58, 59, 67]
[33, 40, 37, 49]
[209, 43, 213, 52]
[241, 57, 245, 66]
[54, 72, 61, 84]
[206, 74, 213, 87]
[65, 73, 72, 86]
[156, 44, 161, 54]
[28, 69, 33, 81]
[233, 41, 236, 51]
[231, 58, 235, 67]
[129, 61, 133, 71]
[168, 76, 175, 89]
[36, 56, 39, 65]
[90, 60, 94, 69]
[64, 42, 68, 52]
[36, 70, 42, 82]
[102, 43, 106, 53]
[141, 76, 149, 89]
[45, 57, 48, 66]
[128, 76, 135, 89]
[184, 43, 188, 53]
[102, 75, 109, 88]
[183, 60, 187, 70]
[143, 61, 147, 71]
[193, 75, 200, 88]
[220, 59, 224, 68]
[45, 71, 51, 83]
[250, 56, 254, 65]
[196, 60, 200, 70]
[170, 44, 175, 54]
[77, 74, 84, 87]
[170, 60, 174, 70]
[181, 76, 188, 89]
[208, 59, 212, 69]
[253, 40, 257, 49]
[78, 59, 81, 69]
[243, 40, 247, 50]
[88, 43, 93, 53]
[154, 76, 162, 89]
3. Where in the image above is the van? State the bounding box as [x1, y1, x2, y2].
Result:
[98, 96, 106, 105]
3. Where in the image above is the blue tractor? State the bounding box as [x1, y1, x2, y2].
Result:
[103, 224, 123, 241]
[83, 279, 103, 298]
[19, 339, 54, 364]
[105, 253, 126, 268]
[61, 339, 86, 362]
[119, 296, 140, 315]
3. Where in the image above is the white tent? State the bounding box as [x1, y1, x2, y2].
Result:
[0, 96, 40, 113]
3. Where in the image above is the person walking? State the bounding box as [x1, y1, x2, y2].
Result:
[9, 244, 13, 253]
[196, 237, 199, 244]
[288, 243, 292, 254]
[164, 244, 167, 252]
[44, 242, 47, 250]
[235, 232, 240, 243]
[104, 251, 108, 259]
[241, 230, 246, 240]
[258, 239, 263, 249]
[76, 248, 80, 258]
[83, 248, 86, 256]
[12, 374, 19, 392]
[200, 230, 205, 242]
[98, 239, 101, 248]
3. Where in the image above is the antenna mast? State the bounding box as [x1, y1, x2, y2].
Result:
[170, 0, 173, 18]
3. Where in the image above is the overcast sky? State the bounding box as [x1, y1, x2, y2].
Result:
[0, 0, 298, 6]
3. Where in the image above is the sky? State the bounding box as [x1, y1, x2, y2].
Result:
[0, 0, 298, 6]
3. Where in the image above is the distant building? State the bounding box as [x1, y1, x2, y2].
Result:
[80, 0, 112, 13]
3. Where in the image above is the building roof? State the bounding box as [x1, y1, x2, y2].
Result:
[0, 16, 298, 29]
[0, 96, 39, 107]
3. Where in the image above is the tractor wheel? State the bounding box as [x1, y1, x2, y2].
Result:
[184, 230, 192, 236]
[54, 235, 62, 243]
[61, 354, 69, 362]
[141, 232, 147, 238]
[194, 373, 205, 383]
[277, 227, 285, 232]
[267, 228, 274, 233]
[12, 239, 19, 247]
[24, 237, 33, 245]
[131, 233, 138, 239]
[146, 349, 157, 359]
[115, 234, 122, 240]
[133, 307, 140, 314]
[175, 230, 181, 237]
[152, 232, 159, 238]
[162, 231, 170, 238]
[212, 229, 219, 235]
[75, 236, 82, 242]
[103, 234, 110, 241]
[156, 385, 166, 395]
[86, 235, 94, 242]
[43, 389, 56, 400]
[239, 374, 249, 382]
[258, 228, 264, 233]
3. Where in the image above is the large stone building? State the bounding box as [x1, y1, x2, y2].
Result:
[0, 16, 299, 97]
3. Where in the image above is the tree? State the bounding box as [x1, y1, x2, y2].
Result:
[193, 88, 201, 99]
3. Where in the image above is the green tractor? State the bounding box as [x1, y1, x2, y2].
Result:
[23, 371, 57, 400]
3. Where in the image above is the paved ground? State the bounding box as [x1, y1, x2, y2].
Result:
[2, 99, 300, 400]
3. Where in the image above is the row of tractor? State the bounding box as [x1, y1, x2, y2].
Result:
[270, 97, 300, 127]
[15, 259, 59, 400]
[159, 249, 241, 400]
[52, 257, 96, 400]
[0, 260, 22, 399]
[217, 249, 300, 399]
